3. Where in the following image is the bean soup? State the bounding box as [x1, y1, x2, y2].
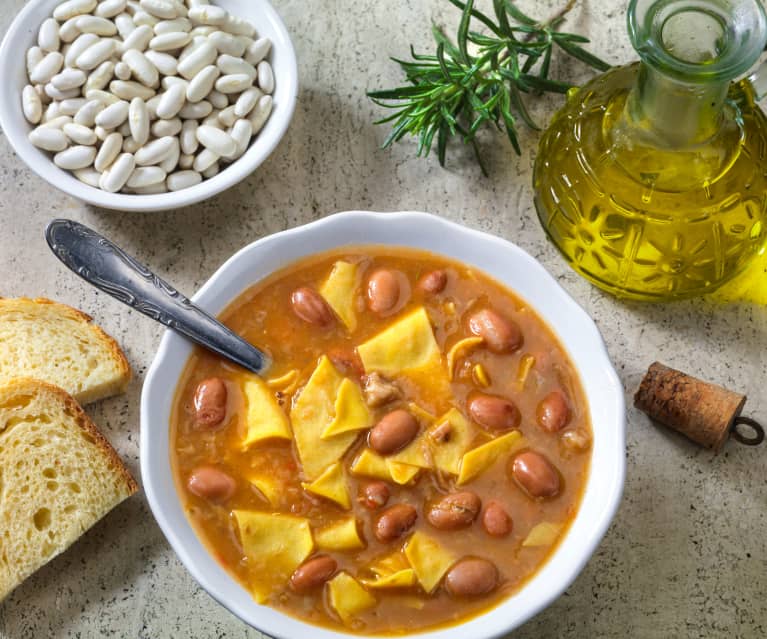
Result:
[170, 247, 592, 634]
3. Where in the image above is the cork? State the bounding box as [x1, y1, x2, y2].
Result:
[634, 362, 746, 452]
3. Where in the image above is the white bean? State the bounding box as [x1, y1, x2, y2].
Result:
[118, 121, 132, 136]
[245, 37, 270, 65]
[63, 122, 98, 145]
[59, 98, 88, 116]
[216, 54, 255, 78]
[188, 4, 227, 26]
[97, 0, 129, 19]
[22, 85, 43, 124]
[145, 94, 162, 118]
[26, 47, 44, 78]
[74, 99, 104, 126]
[110, 80, 156, 100]
[115, 13, 136, 38]
[45, 84, 80, 101]
[59, 18, 82, 43]
[38, 19, 60, 53]
[190, 25, 216, 37]
[130, 182, 168, 193]
[95, 132, 124, 170]
[121, 24, 154, 52]
[234, 87, 261, 117]
[126, 97, 149, 145]
[149, 31, 191, 51]
[133, 10, 160, 27]
[161, 75, 187, 89]
[179, 118, 198, 154]
[94, 125, 109, 140]
[208, 30, 245, 56]
[223, 15, 256, 37]
[95, 100, 130, 128]
[177, 40, 215, 79]
[30, 52, 64, 85]
[54, 0, 98, 22]
[78, 39, 116, 70]
[167, 169, 201, 190]
[140, 0, 178, 19]
[52, 68, 87, 91]
[154, 17, 191, 34]
[196, 124, 235, 158]
[185, 64, 218, 102]
[127, 165, 166, 187]
[257, 61, 274, 94]
[248, 94, 271, 133]
[122, 136, 140, 152]
[65, 34, 99, 67]
[201, 161, 218, 178]
[122, 48, 159, 87]
[218, 105, 236, 127]
[178, 152, 194, 169]
[99, 152, 135, 191]
[86, 88, 121, 105]
[156, 83, 186, 118]
[115, 61, 132, 80]
[73, 167, 102, 187]
[152, 117, 182, 137]
[134, 135, 175, 164]
[192, 147, 218, 172]
[159, 136, 180, 172]
[54, 145, 97, 169]
[42, 115, 72, 129]
[201, 109, 221, 127]
[75, 16, 118, 36]
[29, 126, 68, 151]
[229, 118, 252, 158]
[144, 49, 177, 75]
[215, 73, 251, 94]
[85, 60, 115, 91]
[207, 89, 227, 109]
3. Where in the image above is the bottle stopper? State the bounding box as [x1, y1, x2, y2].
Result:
[634, 362, 764, 452]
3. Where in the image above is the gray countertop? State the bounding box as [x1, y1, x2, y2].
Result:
[0, 1, 765, 637]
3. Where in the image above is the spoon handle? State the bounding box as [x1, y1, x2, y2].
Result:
[45, 219, 270, 375]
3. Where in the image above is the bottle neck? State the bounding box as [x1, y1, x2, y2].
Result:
[625, 62, 730, 147]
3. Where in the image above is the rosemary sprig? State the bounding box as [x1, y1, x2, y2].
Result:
[367, 0, 610, 175]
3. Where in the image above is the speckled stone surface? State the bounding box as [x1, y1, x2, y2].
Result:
[0, 0, 765, 637]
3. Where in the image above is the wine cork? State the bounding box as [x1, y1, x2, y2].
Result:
[634, 362, 746, 452]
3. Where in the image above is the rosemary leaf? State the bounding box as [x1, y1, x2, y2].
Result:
[368, 0, 610, 173]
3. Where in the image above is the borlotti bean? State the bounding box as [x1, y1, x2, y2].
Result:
[21, 0, 276, 195]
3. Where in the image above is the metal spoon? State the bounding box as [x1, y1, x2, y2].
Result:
[45, 219, 271, 375]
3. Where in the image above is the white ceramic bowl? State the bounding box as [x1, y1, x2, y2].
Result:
[141, 211, 626, 639]
[0, 0, 297, 212]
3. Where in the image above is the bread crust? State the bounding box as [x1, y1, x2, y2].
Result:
[0, 297, 132, 399]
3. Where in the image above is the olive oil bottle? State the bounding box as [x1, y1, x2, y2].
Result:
[534, 0, 767, 301]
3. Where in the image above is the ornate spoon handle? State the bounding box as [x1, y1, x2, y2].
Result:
[45, 219, 270, 375]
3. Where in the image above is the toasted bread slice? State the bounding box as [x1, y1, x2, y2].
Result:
[0, 378, 138, 601]
[0, 297, 131, 404]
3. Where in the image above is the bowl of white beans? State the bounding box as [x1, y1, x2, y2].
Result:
[0, 0, 297, 211]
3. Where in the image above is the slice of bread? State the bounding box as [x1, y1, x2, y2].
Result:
[0, 298, 131, 405]
[0, 378, 138, 601]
